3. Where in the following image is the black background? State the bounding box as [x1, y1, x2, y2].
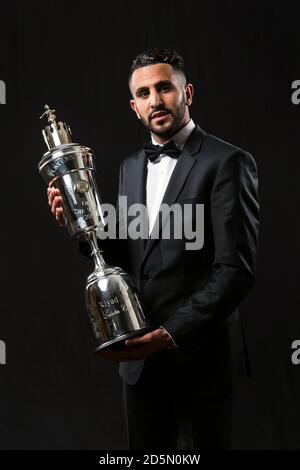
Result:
[0, 0, 299, 449]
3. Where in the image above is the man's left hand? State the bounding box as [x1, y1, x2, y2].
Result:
[96, 328, 173, 362]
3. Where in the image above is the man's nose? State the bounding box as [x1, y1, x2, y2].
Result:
[149, 90, 163, 109]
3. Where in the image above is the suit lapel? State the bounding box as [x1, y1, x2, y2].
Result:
[141, 125, 206, 266]
[133, 149, 147, 206]
[129, 149, 148, 254]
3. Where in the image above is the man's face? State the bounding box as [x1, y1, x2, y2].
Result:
[130, 63, 193, 142]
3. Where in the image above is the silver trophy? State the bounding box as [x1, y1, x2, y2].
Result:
[38, 105, 150, 351]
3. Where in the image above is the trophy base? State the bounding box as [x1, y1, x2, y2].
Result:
[94, 327, 152, 352]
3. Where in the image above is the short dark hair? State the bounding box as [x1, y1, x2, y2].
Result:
[129, 48, 186, 81]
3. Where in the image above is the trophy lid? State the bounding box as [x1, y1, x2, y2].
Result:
[40, 104, 73, 150]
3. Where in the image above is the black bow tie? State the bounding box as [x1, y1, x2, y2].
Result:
[144, 139, 181, 163]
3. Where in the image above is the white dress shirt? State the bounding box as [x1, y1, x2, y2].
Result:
[146, 119, 196, 235]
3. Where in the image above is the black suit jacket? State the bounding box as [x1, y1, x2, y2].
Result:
[81, 125, 259, 394]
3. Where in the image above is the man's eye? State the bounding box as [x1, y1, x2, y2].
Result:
[160, 84, 171, 92]
[138, 91, 148, 97]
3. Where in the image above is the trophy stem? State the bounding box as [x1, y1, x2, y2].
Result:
[83, 231, 107, 272]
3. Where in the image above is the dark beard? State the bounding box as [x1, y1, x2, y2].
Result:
[143, 97, 186, 140]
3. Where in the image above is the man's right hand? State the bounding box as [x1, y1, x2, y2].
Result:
[47, 186, 65, 228]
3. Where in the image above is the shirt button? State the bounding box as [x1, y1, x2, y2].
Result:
[141, 273, 150, 282]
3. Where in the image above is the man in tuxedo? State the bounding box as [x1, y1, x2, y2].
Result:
[48, 48, 259, 450]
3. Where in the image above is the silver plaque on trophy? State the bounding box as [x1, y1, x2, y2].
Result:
[38, 105, 151, 351]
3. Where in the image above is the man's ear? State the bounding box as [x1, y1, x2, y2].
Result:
[130, 99, 141, 119]
[185, 83, 194, 106]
